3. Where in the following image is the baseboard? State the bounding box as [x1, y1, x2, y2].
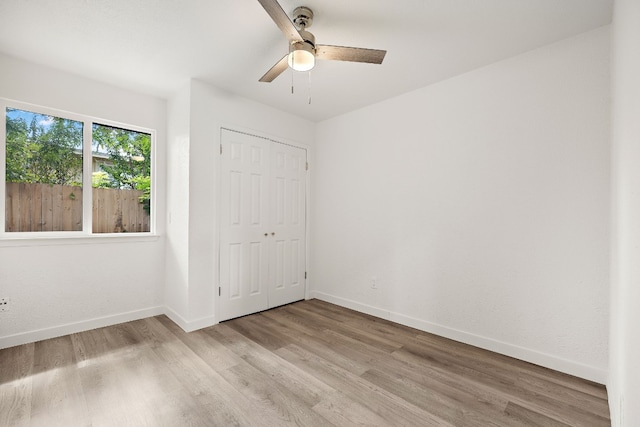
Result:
[309, 291, 607, 384]
[0, 306, 165, 350]
[164, 306, 217, 332]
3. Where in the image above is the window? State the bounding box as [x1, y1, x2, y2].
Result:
[5, 108, 84, 232]
[91, 123, 152, 233]
[2, 100, 154, 235]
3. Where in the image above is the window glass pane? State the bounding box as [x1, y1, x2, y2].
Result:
[5, 108, 83, 232]
[91, 123, 151, 233]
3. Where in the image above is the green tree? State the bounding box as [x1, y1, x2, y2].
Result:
[5, 112, 30, 182]
[91, 171, 111, 188]
[5, 109, 83, 185]
[28, 115, 83, 185]
[92, 124, 151, 213]
[5, 110, 151, 214]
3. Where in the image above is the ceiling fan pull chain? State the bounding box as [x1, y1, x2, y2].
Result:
[291, 68, 294, 94]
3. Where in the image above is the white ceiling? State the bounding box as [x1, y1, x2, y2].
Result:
[0, 0, 612, 122]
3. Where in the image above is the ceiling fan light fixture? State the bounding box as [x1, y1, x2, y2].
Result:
[288, 42, 315, 71]
[256, 1, 386, 83]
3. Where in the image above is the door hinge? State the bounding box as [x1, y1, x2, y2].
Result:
[220, 144, 223, 155]
[306, 162, 309, 171]
[305, 271, 307, 279]
[218, 287, 221, 296]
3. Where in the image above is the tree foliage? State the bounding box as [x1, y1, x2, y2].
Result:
[5, 109, 83, 185]
[92, 124, 152, 213]
[5, 112, 29, 182]
[5, 110, 152, 213]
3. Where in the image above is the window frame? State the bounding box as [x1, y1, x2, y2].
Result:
[0, 98, 156, 240]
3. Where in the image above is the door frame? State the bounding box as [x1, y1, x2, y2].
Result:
[214, 125, 311, 323]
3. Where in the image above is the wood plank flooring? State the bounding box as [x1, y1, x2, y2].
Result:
[0, 299, 610, 426]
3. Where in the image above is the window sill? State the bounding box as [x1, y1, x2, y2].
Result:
[0, 233, 161, 248]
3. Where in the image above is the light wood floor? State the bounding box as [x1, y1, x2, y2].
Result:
[0, 299, 610, 426]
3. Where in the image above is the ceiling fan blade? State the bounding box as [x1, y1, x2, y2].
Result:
[316, 45, 386, 64]
[256, 0, 303, 43]
[259, 55, 289, 82]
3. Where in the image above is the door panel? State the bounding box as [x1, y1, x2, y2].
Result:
[219, 130, 270, 321]
[219, 129, 307, 321]
[268, 142, 307, 308]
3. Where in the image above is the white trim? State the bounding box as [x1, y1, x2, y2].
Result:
[304, 140, 311, 301]
[0, 101, 5, 233]
[310, 290, 607, 384]
[0, 233, 160, 247]
[217, 122, 310, 152]
[0, 306, 164, 349]
[82, 117, 93, 232]
[164, 306, 217, 333]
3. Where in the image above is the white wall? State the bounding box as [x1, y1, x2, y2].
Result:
[311, 27, 610, 382]
[164, 83, 191, 321]
[164, 79, 315, 330]
[609, 0, 640, 424]
[0, 53, 167, 348]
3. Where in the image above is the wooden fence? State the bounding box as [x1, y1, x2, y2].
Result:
[5, 182, 150, 233]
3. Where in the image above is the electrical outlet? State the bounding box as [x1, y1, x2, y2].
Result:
[0, 297, 9, 312]
[371, 276, 378, 290]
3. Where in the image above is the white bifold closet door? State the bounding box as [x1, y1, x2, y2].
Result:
[219, 129, 307, 321]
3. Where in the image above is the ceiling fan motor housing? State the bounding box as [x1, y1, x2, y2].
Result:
[293, 6, 313, 30]
[298, 30, 315, 47]
[291, 8, 316, 57]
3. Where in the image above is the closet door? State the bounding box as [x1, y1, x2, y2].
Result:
[219, 129, 307, 321]
[268, 142, 307, 307]
[219, 130, 270, 321]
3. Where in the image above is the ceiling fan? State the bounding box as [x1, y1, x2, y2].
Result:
[257, 0, 387, 82]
